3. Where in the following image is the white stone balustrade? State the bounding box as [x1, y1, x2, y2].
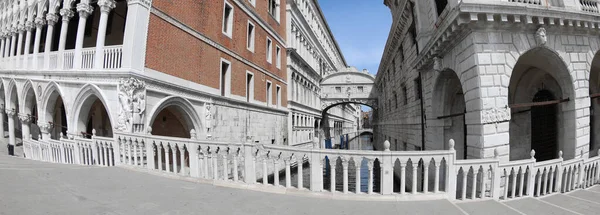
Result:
[21, 133, 600, 202]
[0, 46, 122, 71]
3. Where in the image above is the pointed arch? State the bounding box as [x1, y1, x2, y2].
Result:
[71, 83, 114, 137]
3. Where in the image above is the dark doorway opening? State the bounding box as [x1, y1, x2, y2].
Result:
[531, 90, 558, 161]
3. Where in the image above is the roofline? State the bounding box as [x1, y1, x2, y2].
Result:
[313, 0, 348, 67]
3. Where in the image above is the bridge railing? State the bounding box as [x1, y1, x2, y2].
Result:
[21, 131, 600, 201]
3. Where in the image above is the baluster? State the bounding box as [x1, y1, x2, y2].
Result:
[412, 163, 418, 195]
[367, 160, 374, 194]
[355, 159, 361, 194]
[108, 144, 114, 166]
[511, 169, 517, 198]
[233, 153, 239, 182]
[434, 163, 440, 193]
[400, 163, 406, 194]
[212, 152, 218, 179]
[166, 145, 172, 172]
[570, 167, 575, 191]
[285, 159, 291, 188]
[262, 156, 268, 185]
[223, 153, 229, 180]
[204, 150, 210, 179]
[423, 161, 429, 193]
[128, 139, 133, 165]
[297, 157, 304, 189]
[172, 145, 177, 173]
[519, 168, 525, 196]
[542, 169, 548, 195]
[472, 168, 478, 199]
[342, 158, 348, 193]
[536, 170, 542, 196]
[273, 159, 279, 187]
[480, 167, 487, 198]
[462, 168, 468, 200]
[180, 146, 186, 176]
[134, 141, 140, 166]
[158, 144, 163, 171]
[330, 158, 336, 192]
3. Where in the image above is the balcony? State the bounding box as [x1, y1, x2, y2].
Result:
[0, 45, 123, 71]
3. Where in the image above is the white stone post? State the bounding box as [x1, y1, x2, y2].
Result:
[6, 109, 16, 147]
[446, 139, 457, 200]
[342, 158, 348, 193]
[310, 154, 324, 191]
[121, 0, 151, 72]
[367, 159, 374, 194]
[381, 140, 393, 194]
[73, 3, 94, 69]
[58, 8, 74, 69]
[44, 13, 59, 70]
[32, 17, 45, 70]
[94, 0, 116, 69]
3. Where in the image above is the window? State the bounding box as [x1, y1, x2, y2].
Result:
[247, 22, 255, 51]
[335, 87, 341, 93]
[246, 72, 254, 102]
[266, 81, 273, 107]
[414, 78, 422, 100]
[222, 1, 234, 37]
[357, 86, 364, 93]
[248, 0, 255, 7]
[220, 59, 231, 97]
[403, 142, 408, 150]
[266, 38, 273, 63]
[268, 0, 280, 21]
[402, 86, 408, 105]
[276, 85, 281, 107]
[276, 45, 281, 69]
[434, 0, 448, 16]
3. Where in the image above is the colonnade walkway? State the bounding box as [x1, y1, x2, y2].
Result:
[2, 144, 600, 214]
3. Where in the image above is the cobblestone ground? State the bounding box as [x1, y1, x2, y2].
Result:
[2, 144, 600, 215]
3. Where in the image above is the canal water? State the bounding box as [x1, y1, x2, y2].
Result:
[277, 134, 378, 193]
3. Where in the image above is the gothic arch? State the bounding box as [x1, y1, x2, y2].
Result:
[4, 78, 17, 110]
[431, 68, 467, 157]
[71, 84, 114, 137]
[40, 81, 67, 124]
[20, 80, 38, 114]
[146, 96, 202, 139]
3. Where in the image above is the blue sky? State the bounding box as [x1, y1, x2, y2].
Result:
[319, 0, 392, 76]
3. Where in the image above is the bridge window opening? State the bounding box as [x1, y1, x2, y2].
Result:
[335, 87, 341, 93]
[509, 47, 573, 161]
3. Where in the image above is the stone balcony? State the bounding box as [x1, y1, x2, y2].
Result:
[0, 45, 123, 71]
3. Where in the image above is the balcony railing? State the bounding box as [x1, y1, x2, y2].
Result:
[22, 131, 600, 201]
[579, 0, 600, 13]
[0, 45, 123, 71]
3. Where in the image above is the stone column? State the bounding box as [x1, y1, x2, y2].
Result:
[44, 13, 59, 69]
[94, 0, 116, 69]
[0, 37, 5, 59]
[23, 21, 33, 69]
[15, 25, 24, 69]
[58, 8, 75, 69]
[0, 106, 4, 139]
[73, 3, 94, 69]
[121, 0, 152, 72]
[32, 17, 45, 70]
[19, 115, 32, 141]
[10, 31, 17, 58]
[6, 109, 16, 147]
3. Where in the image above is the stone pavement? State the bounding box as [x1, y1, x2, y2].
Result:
[1, 145, 600, 215]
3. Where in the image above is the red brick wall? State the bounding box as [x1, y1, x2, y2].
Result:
[145, 0, 287, 106]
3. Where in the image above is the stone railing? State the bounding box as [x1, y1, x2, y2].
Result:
[23, 131, 600, 201]
[0, 45, 123, 71]
[579, 0, 600, 13]
[22, 130, 115, 167]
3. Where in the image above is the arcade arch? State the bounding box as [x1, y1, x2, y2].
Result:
[590, 52, 600, 156]
[72, 85, 113, 138]
[42, 83, 68, 140]
[431, 69, 466, 159]
[147, 97, 202, 139]
[508, 47, 575, 161]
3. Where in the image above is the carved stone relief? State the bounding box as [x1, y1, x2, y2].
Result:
[117, 78, 146, 133]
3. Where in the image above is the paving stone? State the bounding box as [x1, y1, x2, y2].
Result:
[456, 200, 521, 215]
[541, 194, 600, 215]
[568, 190, 600, 204]
[504, 197, 578, 215]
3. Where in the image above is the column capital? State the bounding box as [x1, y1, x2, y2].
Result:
[46, 13, 60, 26]
[76, 3, 94, 18]
[24, 21, 34, 31]
[34, 17, 46, 28]
[17, 24, 25, 32]
[18, 114, 32, 124]
[60, 8, 75, 21]
[39, 123, 53, 134]
[98, 0, 117, 14]
[5, 109, 16, 117]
